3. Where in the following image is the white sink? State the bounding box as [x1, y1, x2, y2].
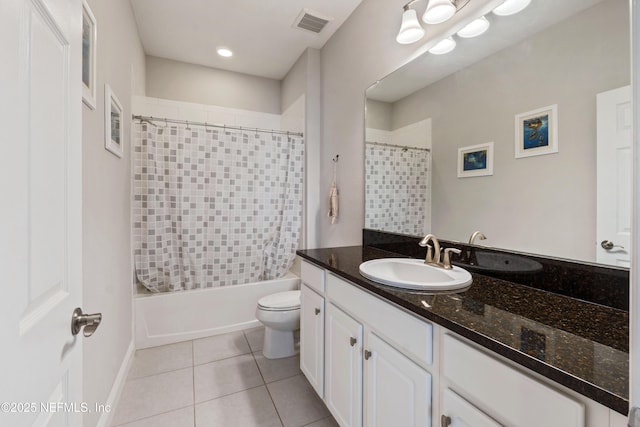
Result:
[359, 258, 473, 291]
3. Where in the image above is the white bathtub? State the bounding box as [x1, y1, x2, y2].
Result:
[134, 272, 300, 349]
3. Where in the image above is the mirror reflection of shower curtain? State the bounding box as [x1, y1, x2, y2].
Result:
[133, 122, 304, 292]
[365, 143, 430, 236]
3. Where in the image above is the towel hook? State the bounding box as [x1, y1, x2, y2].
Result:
[332, 154, 339, 163]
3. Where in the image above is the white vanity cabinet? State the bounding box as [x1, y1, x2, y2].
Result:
[325, 273, 433, 427]
[364, 331, 432, 427]
[441, 334, 585, 427]
[300, 261, 326, 398]
[325, 302, 363, 427]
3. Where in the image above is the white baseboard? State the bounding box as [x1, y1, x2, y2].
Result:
[96, 340, 135, 427]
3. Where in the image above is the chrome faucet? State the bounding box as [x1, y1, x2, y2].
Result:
[419, 234, 460, 270]
[468, 231, 487, 245]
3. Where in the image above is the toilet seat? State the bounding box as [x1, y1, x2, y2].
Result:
[257, 290, 300, 311]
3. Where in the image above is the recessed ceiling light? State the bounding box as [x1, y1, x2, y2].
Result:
[217, 47, 233, 58]
[492, 0, 531, 16]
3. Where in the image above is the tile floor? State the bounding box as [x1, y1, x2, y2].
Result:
[111, 327, 338, 427]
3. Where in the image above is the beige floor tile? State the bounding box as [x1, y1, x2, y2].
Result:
[253, 352, 301, 384]
[128, 341, 193, 380]
[195, 386, 282, 427]
[267, 374, 329, 427]
[112, 406, 194, 427]
[111, 368, 194, 426]
[194, 354, 263, 403]
[303, 416, 340, 427]
[193, 331, 251, 365]
[244, 327, 265, 352]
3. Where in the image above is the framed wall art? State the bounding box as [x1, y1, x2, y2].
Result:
[104, 84, 124, 158]
[515, 104, 558, 158]
[457, 142, 494, 178]
[82, 0, 97, 109]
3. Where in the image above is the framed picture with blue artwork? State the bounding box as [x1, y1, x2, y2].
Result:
[457, 142, 494, 178]
[515, 104, 558, 158]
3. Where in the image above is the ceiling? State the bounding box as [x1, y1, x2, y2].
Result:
[130, 0, 363, 80]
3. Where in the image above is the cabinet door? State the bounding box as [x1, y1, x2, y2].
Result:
[325, 303, 363, 427]
[301, 284, 325, 398]
[441, 389, 502, 427]
[364, 332, 432, 427]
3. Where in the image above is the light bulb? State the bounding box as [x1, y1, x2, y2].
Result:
[457, 16, 490, 38]
[396, 8, 425, 44]
[429, 37, 456, 54]
[493, 0, 531, 16]
[423, 0, 456, 25]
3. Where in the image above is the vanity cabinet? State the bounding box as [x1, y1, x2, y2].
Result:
[441, 334, 585, 427]
[324, 273, 433, 427]
[301, 283, 325, 398]
[364, 331, 431, 427]
[300, 261, 326, 398]
[325, 302, 363, 427]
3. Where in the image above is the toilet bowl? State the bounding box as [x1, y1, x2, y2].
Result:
[255, 290, 301, 359]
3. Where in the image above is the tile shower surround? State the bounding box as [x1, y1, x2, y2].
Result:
[297, 236, 629, 414]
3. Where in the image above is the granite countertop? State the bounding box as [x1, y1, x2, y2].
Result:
[297, 245, 629, 415]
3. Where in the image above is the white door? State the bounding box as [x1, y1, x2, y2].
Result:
[597, 85, 632, 266]
[300, 284, 325, 398]
[364, 332, 432, 427]
[325, 303, 363, 427]
[0, 0, 84, 425]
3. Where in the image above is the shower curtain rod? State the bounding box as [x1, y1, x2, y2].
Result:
[365, 140, 431, 152]
[132, 115, 304, 138]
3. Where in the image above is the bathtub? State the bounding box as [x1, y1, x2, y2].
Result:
[134, 272, 300, 349]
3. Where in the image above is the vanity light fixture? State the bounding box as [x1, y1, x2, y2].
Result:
[423, 0, 456, 25]
[429, 37, 456, 54]
[396, 0, 469, 45]
[492, 0, 531, 16]
[216, 47, 233, 58]
[456, 16, 490, 38]
[396, 5, 426, 44]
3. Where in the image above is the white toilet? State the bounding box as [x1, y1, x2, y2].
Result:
[255, 290, 301, 359]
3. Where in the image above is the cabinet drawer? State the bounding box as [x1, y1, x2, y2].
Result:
[442, 334, 585, 427]
[442, 388, 501, 427]
[327, 273, 433, 366]
[301, 260, 325, 294]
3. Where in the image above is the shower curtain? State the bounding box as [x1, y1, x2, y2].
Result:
[133, 122, 304, 292]
[365, 143, 430, 236]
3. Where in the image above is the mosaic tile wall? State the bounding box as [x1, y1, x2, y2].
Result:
[365, 144, 430, 236]
[133, 123, 304, 292]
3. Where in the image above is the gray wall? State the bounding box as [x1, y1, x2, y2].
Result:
[318, 0, 502, 247]
[391, 0, 629, 260]
[146, 56, 281, 114]
[366, 99, 393, 131]
[81, 0, 145, 424]
[281, 48, 323, 248]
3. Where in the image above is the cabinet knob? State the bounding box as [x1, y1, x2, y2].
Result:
[315, 308, 320, 315]
[364, 350, 372, 360]
[350, 337, 357, 346]
[441, 415, 451, 427]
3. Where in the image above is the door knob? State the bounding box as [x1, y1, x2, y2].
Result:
[601, 240, 624, 250]
[315, 308, 321, 315]
[71, 307, 102, 337]
[350, 337, 357, 346]
[441, 414, 452, 427]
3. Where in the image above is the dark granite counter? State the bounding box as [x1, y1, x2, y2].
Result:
[297, 245, 629, 415]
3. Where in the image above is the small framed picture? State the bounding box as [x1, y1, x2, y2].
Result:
[81, 0, 97, 109]
[515, 104, 558, 158]
[457, 142, 494, 178]
[104, 84, 124, 158]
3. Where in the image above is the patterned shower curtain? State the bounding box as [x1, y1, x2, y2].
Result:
[365, 143, 430, 236]
[133, 122, 304, 292]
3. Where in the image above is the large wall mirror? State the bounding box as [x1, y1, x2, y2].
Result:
[364, 0, 630, 267]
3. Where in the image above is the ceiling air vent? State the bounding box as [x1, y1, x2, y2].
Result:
[293, 9, 332, 34]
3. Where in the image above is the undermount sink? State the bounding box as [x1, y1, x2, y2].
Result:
[453, 250, 543, 274]
[359, 258, 473, 291]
